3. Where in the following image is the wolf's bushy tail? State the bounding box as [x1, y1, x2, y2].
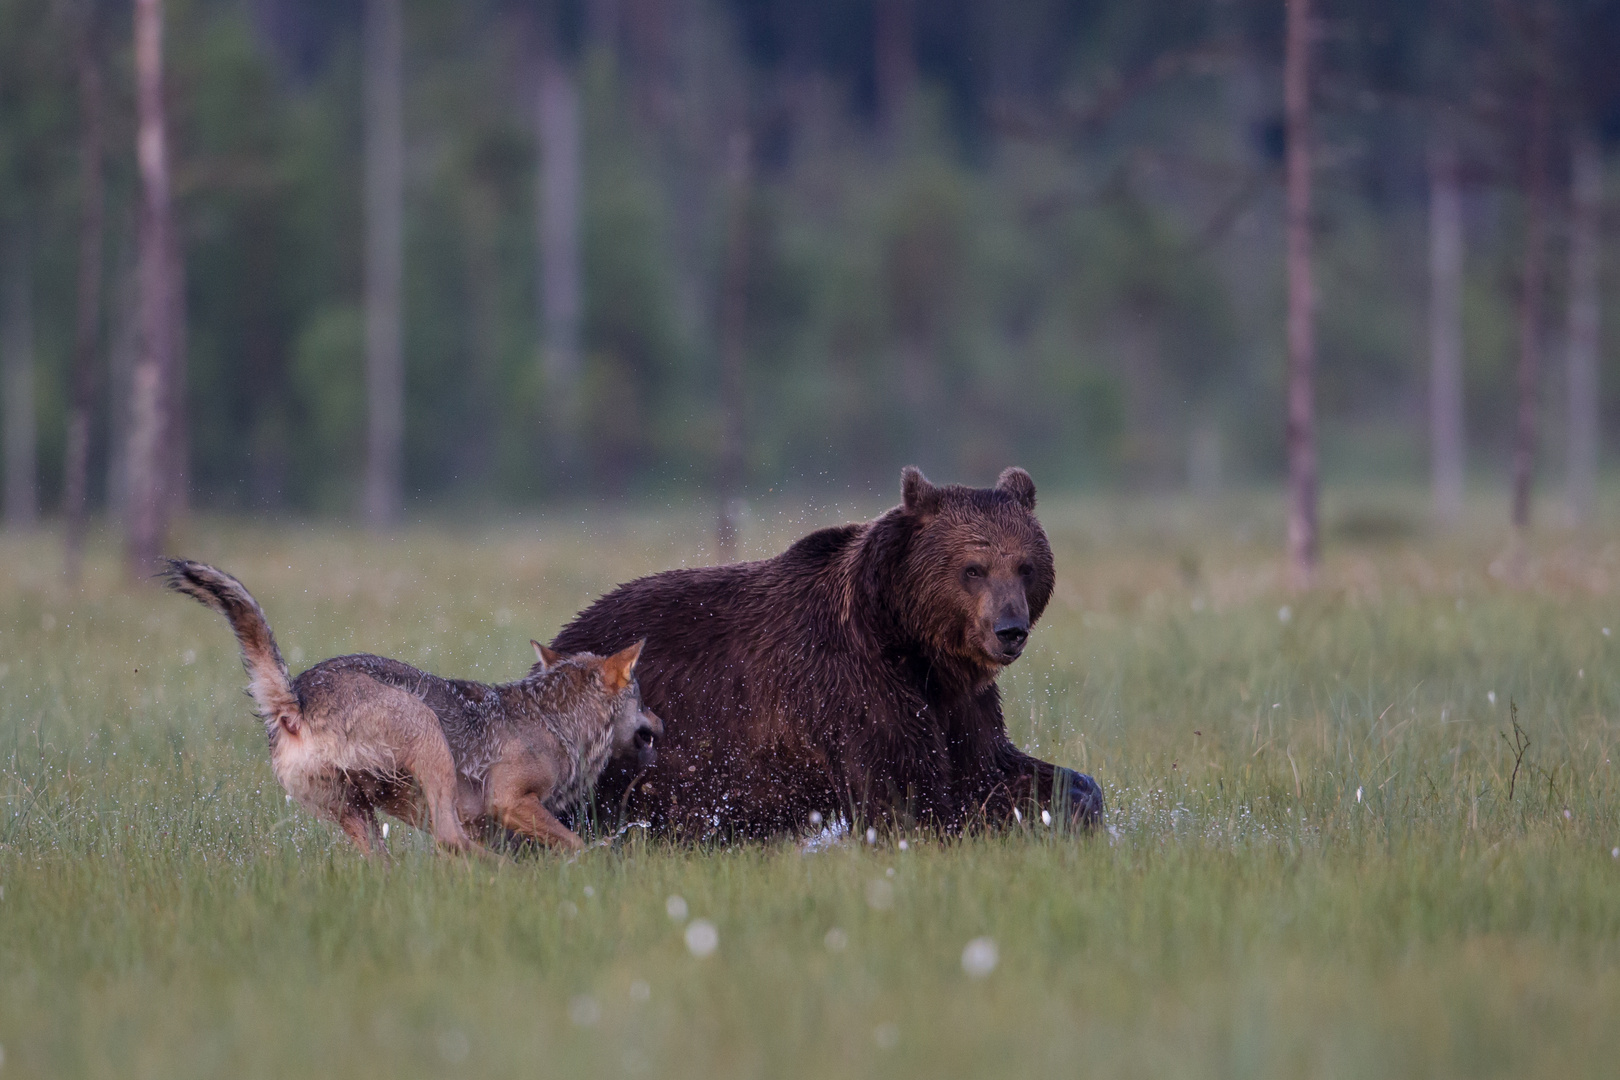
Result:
[162, 559, 300, 729]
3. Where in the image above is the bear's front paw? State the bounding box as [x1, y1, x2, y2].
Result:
[1054, 767, 1104, 829]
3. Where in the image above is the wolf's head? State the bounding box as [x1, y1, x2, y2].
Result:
[533, 638, 662, 768]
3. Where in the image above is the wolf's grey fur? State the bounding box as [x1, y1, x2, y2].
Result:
[162, 559, 659, 854]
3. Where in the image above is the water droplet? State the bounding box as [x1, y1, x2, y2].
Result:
[808, 811, 823, 827]
[1277, 606, 1291, 624]
[665, 895, 688, 922]
[824, 927, 848, 952]
[962, 937, 999, 978]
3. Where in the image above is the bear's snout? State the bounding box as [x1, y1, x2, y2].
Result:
[994, 616, 1029, 657]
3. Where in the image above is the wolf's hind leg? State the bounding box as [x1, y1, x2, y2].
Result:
[337, 791, 384, 855]
[395, 725, 472, 852]
[345, 679, 474, 853]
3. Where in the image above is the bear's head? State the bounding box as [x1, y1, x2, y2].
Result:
[881, 465, 1056, 680]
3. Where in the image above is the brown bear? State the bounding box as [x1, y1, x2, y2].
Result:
[551, 466, 1103, 838]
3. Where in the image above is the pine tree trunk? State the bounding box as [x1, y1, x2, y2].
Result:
[716, 129, 750, 564]
[537, 23, 582, 467]
[66, 19, 106, 580]
[1565, 133, 1601, 525]
[1511, 67, 1550, 533]
[362, 0, 404, 527]
[1428, 138, 1465, 526]
[2, 234, 36, 531]
[127, 0, 177, 575]
[1284, 0, 1317, 586]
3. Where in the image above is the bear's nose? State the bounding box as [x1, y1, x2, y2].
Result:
[994, 618, 1029, 656]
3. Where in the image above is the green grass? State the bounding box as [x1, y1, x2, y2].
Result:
[4, 492, 1620, 1079]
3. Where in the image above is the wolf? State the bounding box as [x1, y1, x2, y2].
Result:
[163, 559, 661, 854]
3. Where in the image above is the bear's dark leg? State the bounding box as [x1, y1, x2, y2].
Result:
[1050, 766, 1105, 828]
[1001, 747, 1105, 830]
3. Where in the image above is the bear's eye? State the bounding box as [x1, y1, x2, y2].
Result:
[1018, 563, 1034, 578]
[964, 565, 986, 581]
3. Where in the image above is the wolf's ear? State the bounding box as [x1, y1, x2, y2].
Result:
[532, 640, 563, 670]
[600, 639, 645, 693]
[901, 466, 941, 517]
[996, 467, 1037, 510]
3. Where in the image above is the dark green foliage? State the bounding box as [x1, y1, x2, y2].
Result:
[5, 0, 1620, 513]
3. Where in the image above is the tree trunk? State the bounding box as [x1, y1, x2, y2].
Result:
[1511, 65, 1550, 533]
[1284, 0, 1317, 586]
[164, 202, 188, 518]
[2, 233, 36, 531]
[874, 0, 916, 139]
[1565, 132, 1602, 525]
[66, 17, 106, 580]
[716, 129, 751, 564]
[537, 21, 582, 468]
[362, 0, 404, 527]
[1428, 137, 1465, 526]
[105, 241, 138, 516]
[127, 0, 178, 576]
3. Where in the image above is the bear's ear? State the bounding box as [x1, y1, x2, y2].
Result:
[996, 467, 1037, 511]
[532, 640, 563, 670]
[901, 466, 942, 517]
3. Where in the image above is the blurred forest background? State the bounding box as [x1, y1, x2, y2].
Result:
[3, 0, 1620, 545]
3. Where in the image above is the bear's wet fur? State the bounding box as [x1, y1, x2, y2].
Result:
[551, 466, 1104, 838]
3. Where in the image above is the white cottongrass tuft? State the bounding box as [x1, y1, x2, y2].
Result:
[1041, 809, 1052, 826]
[684, 919, 719, 958]
[665, 895, 688, 922]
[1277, 605, 1292, 624]
[961, 937, 999, 978]
[898, 838, 909, 850]
[1356, 787, 1362, 804]
[865, 827, 877, 845]
[380, 822, 389, 839]
[824, 928, 848, 952]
